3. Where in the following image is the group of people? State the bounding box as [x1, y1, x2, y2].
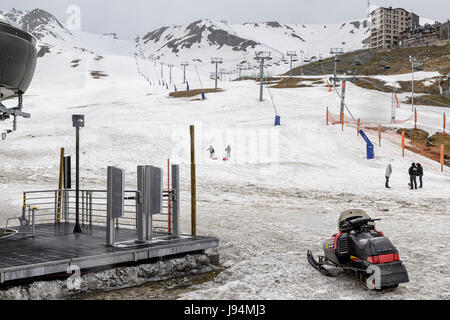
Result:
[385, 163, 424, 190]
[206, 145, 231, 159]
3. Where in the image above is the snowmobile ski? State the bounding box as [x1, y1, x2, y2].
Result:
[307, 250, 333, 277]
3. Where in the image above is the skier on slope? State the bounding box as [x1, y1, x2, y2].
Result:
[385, 163, 392, 188]
[225, 145, 231, 159]
[408, 163, 419, 190]
[206, 145, 215, 158]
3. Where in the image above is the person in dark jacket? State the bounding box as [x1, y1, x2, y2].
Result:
[408, 163, 419, 190]
[417, 163, 424, 188]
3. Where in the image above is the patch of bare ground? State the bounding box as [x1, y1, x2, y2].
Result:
[396, 128, 450, 164]
[270, 78, 312, 89]
[169, 88, 223, 98]
[90, 71, 108, 79]
[403, 95, 450, 108]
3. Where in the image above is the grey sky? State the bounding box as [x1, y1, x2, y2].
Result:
[2, 0, 449, 39]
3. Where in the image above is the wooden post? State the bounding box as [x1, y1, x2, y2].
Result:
[190, 125, 197, 236]
[441, 144, 445, 172]
[414, 107, 417, 129]
[444, 112, 446, 136]
[57, 148, 64, 223]
[326, 107, 329, 126]
[341, 112, 344, 131]
[395, 93, 399, 108]
[357, 118, 360, 136]
[402, 131, 405, 157]
[378, 124, 382, 147]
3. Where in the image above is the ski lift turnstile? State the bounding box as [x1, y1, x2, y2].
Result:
[106, 164, 180, 247]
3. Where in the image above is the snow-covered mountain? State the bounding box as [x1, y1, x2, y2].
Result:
[139, 18, 371, 72]
[0, 8, 131, 57]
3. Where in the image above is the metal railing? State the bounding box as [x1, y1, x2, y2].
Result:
[21, 189, 176, 234]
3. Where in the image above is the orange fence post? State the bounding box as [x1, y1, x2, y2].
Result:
[441, 144, 445, 172]
[341, 112, 344, 131]
[402, 131, 405, 157]
[395, 93, 399, 108]
[326, 107, 329, 126]
[327, 80, 332, 92]
[444, 112, 446, 136]
[357, 118, 360, 136]
[414, 108, 417, 129]
[167, 158, 171, 234]
[378, 124, 382, 146]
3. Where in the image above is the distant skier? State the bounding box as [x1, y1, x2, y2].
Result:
[206, 145, 215, 158]
[225, 145, 231, 159]
[408, 163, 419, 190]
[385, 163, 392, 188]
[417, 163, 424, 188]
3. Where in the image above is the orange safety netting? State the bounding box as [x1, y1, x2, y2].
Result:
[328, 111, 415, 127]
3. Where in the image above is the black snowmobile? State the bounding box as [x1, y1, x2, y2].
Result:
[307, 209, 409, 290]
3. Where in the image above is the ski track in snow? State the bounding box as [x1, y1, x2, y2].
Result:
[0, 43, 449, 300]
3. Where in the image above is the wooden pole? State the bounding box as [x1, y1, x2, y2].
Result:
[395, 93, 399, 108]
[357, 118, 360, 136]
[190, 125, 197, 236]
[341, 112, 344, 131]
[444, 112, 446, 136]
[326, 107, 329, 126]
[441, 144, 445, 172]
[402, 131, 405, 157]
[57, 148, 64, 223]
[414, 107, 417, 129]
[378, 124, 382, 147]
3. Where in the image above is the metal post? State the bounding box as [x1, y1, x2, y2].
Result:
[411, 59, 415, 112]
[137, 166, 146, 241]
[290, 55, 293, 78]
[260, 58, 264, 102]
[190, 126, 196, 236]
[215, 63, 218, 89]
[82, 191, 85, 225]
[57, 148, 64, 223]
[54, 191, 57, 224]
[168, 64, 174, 84]
[74, 124, 82, 233]
[106, 169, 115, 246]
[171, 164, 180, 238]
[181, 62, 189, 84]
[89, 192, 92, 226]
[340, 80, 346, 116]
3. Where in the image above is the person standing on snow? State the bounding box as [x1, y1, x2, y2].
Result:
[225, 145, 231, 159]
[206, 145, 215, 158]
[385, 163, 392, 188]
[417, 163, 424, 188]
[408, 163, 419, 190]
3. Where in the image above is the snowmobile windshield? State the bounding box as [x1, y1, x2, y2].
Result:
[338, 209, 374, 230]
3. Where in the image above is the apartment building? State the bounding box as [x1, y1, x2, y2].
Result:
[440, 20, 450, 39]
[370, 7, 420, 50]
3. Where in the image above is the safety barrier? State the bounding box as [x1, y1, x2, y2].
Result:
[20, 188, 176, 235]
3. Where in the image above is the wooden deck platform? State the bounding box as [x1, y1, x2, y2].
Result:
[0, 223, 219, 284]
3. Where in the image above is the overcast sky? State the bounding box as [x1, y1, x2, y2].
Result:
[2, 0, 449, 39]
